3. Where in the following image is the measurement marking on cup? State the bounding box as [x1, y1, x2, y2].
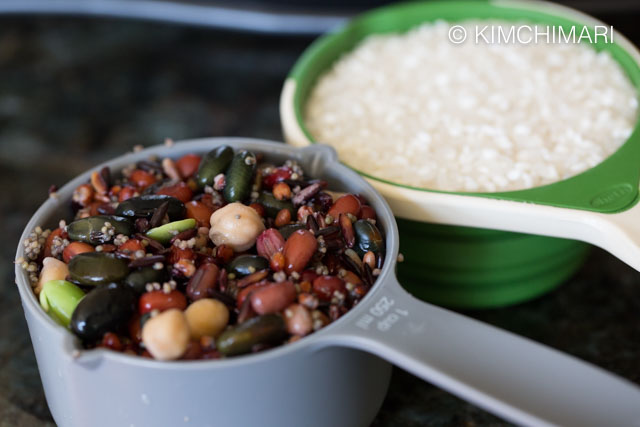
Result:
[356, 296, 408, 331]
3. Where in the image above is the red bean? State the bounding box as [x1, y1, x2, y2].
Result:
[118, 239, 145, 258]
[176, 154, 201, 178]
[185, 200, 214, 227]
[275, 208, 292, 227]
[283, 229, 317, 274]
[129, 169, 156, 189]
[236, 281, 269, 308]
[139, 290, 187, 314]
[301, 269, 319, 284]
[250, 281, 296, 315]
[156, 182, 193, 204]
[328, 194, 361, 219]
[263, 166, 292, 188]
[101, 332, 123, 351]
[313, 275, 346, 301]
[168, 246, 196, 264]
[118, 186, 137, 202]
[63, 242, 95, 263]
[359, 205, 377, 220]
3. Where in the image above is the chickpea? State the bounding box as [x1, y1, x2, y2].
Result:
[36, 257, 69, 295]
[142, 309, 190, 361]
[184, 298, 229, 340]
[209, 202, 265, 252]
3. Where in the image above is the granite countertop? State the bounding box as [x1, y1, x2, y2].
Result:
[1, 15, 639, 427]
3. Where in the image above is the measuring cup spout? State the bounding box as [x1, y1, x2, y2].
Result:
[319, 274, 640, 427]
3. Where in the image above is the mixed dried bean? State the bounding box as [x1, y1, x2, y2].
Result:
[21, 145, 385, 360]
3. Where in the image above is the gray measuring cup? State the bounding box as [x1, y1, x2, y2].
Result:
[15, 138, 640, 427]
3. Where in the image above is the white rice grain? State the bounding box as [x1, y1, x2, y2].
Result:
[305, 21, 638, 192]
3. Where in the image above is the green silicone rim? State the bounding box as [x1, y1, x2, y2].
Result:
[396, 219, 591, 308]
[289, 0, 640, 213]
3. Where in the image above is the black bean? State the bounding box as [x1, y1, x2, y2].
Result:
[70, 282, 136, 342]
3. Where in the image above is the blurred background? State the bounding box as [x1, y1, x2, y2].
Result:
[2, 1, 640, 425]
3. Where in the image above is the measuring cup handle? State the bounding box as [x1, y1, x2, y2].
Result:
[588, 201, 640, 271]
[322, 276, 640, 426]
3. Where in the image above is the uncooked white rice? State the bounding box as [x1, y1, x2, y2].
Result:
[305, 20, 638, 192]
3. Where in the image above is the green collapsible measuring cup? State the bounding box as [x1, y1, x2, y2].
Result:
[281, 0, 640, 307]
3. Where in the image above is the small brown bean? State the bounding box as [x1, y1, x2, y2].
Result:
[250, 281, 296, 315]
[236, 281, 269, 308]
[272, 182, 292, 200]
[175, 154, 201, 178]
[283, 229, 317, 274]
[274, 208, 291, 227]
[63, 242, 95, 263]
[359, 205, 376, 220]
[284, 304, 312, 336]
[312, 275, 346, 301]
[328, 194, 361, 219]
[342, 270, 363, 286]
[139, 290, 187, 314]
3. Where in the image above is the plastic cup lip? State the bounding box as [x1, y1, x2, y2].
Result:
[14, 136, 400, 371]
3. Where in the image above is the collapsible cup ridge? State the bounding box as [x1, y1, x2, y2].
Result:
[15, 138, 640, 427]
[281, 0, 640, 307]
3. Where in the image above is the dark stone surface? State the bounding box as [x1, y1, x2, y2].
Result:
[1, 14, 639, 427]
